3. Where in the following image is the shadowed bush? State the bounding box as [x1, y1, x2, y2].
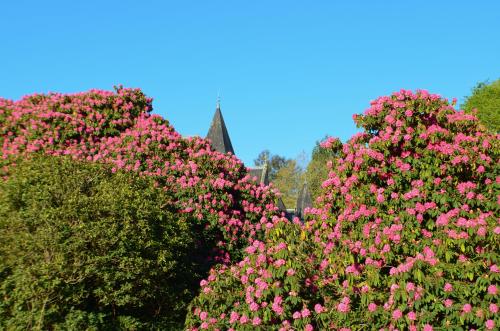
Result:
[0, 155, 215, 330]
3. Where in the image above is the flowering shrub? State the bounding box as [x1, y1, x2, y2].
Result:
[186, 90, 499, 330]
[0, 87, 281, 258]
[0, 87, 284, 327]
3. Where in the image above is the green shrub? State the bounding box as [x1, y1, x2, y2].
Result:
[0, 155, 211, 330]
[462, 79, 500, 133]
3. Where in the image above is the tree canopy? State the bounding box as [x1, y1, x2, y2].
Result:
[304, 137, 342, 200]
[273, 159, 304, 209]
[254, 150, 291, 182]
[462, 79, 500, 133]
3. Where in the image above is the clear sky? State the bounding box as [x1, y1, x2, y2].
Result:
[1, 1, 499, 165]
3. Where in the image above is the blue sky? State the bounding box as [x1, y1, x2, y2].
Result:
[1, 1, 499, 165]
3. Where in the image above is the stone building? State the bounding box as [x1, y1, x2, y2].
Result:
[206, 101, 312, 220]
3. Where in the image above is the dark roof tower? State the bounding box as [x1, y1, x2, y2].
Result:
[277, 197, 287, 212]
[206, 98, 235, 154]
[249, 161, 269, 186]
[296, 181, 313, 220]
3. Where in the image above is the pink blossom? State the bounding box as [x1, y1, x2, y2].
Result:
[229, 312, 239, 323]
[392, 309, 403, 320]
[245, 246, 256, 254]
[314, 304, 324, 314]
[487, 284, 497, 295]
[443, 283, 453, 292]
[444, 299, 453, 308]
[301, 308, 311, 318]
[337, 302, 349, 313]
[462, 304, 472, 313]
[273, 259, 286, 267]
[485, 320, 495, 330]
[337, 297, 350, 313]
[239, 315, 249, 324]
[249, 302, 259, 311]
[252, 317, 261, 326]
[406, 282, 416, 292]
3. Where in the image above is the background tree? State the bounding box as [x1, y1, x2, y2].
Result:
[272, 159, 304, 209]
[461, 78, 500, 132]
[304, 136, 342, 200]
[254, 150, 291, 181]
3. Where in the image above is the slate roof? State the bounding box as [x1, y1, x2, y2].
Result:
[206, 104, 234, 155]
[248, 163, 269, 186]
[295, 182, 313, 220]
[277, 197, 287, 211]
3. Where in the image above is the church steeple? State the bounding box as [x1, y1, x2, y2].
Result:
[206, 99, 235, 155]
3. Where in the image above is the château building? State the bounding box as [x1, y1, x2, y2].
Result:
[205, 101, 312, 220]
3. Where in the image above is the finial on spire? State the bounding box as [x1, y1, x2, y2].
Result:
[216, 91, 221, 110]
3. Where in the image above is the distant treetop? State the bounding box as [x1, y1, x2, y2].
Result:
[462, 79, 500, 133]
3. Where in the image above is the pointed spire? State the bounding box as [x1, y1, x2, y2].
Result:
[248, 164, 269, 186]
[261, 161, 269, 185]
[206, 97, 235, 155]
[277, 197, 287, 212]
[295, 181, 312, 220]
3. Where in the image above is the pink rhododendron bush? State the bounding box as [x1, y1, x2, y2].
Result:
[185, 90, 499, 330]
[0, 87, 280, 254]
[0, 87, 284, 326]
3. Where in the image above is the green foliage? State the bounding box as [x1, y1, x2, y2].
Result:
[254, 150, 291, 182]
[462, 79, 500, 132]
[304, 137, 342, 200]
[273, 159, 304, 209]
[0, 155, 213, 330]
[254, 150, 307, 209]
[185, 221, 320, 330]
